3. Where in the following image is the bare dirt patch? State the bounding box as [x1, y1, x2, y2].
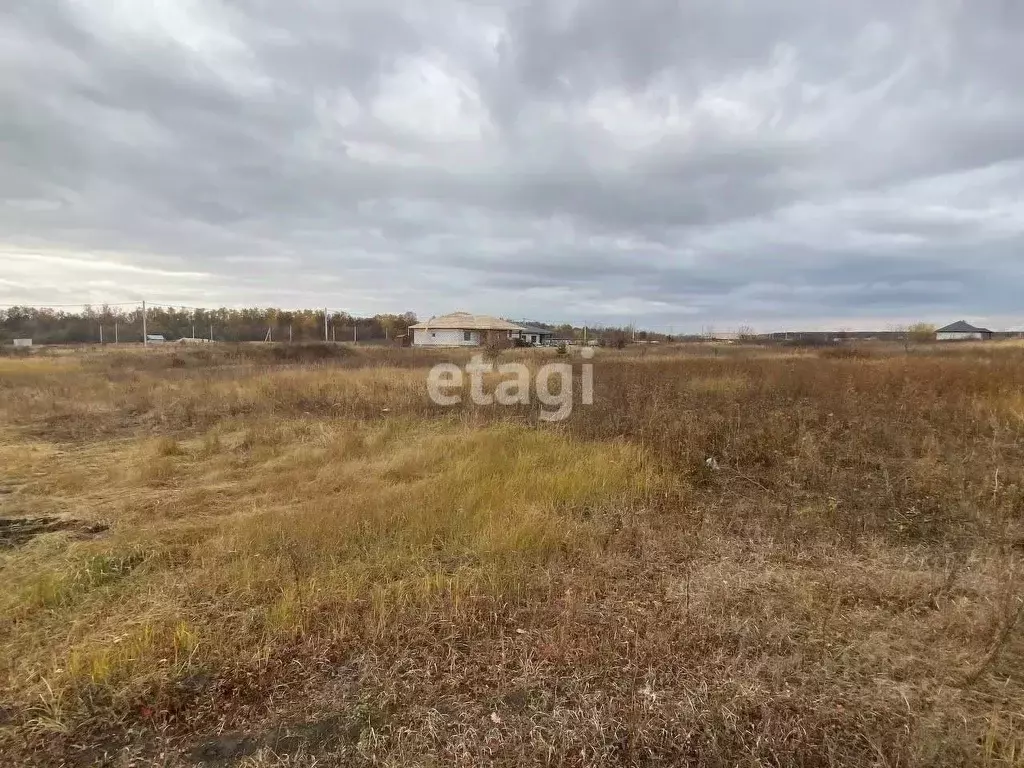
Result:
[0, 516, 108, 548]
[188, 717, 353, 764]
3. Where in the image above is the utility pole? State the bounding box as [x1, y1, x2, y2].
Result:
[324, 308, 329, 342]
[99, 325, 103, 344]
[142, 301, 147, 346]
[289, 324, 293, 343]
[209, 324, 213, 342]
[353, 324, 357, 343]
[115, 322, 119, 344]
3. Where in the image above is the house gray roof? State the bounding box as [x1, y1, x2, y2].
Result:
[936, 321, 992, 334]
[517, 325, 554, 336]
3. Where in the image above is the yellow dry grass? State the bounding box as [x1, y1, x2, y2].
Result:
[2, 412, 651, 727]
[1, 342, 1023, 766]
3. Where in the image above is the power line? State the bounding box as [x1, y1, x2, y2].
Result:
[144, 303, 209, 311]
[0, 301, 142, 309]
[0, 301, 372, 315]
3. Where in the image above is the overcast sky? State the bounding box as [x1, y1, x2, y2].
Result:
[2, 1, 1023, 331]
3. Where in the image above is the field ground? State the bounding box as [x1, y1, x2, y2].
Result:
[1, 341, 1024, 766]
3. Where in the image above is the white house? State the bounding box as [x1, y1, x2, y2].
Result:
[410, 312, 526, 347]
[935, 321, 993, 342]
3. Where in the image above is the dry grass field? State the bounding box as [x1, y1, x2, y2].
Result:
[1, 342, 1024, 766]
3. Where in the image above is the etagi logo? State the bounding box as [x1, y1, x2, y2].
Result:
[427, 348, 595, 422]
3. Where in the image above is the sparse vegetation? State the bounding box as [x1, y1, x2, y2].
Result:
[1, 342, 1024, 766]
[909, 322, 938, 343]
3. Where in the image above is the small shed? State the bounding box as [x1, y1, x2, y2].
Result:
[12, 338, 32, 347]
[146, 334, 167, 345]
[935, 321, 993, 341]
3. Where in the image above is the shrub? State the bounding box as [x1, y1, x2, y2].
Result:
[483, 340, 505, 361]
[908, 323, 937, 343]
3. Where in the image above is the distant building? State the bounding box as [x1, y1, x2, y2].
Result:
[935, 321, 993, 342]
[146, 334, 167, 344]
[409, 312, 525, 347]
[12, 338, 32, 347]
[514, 324, 555, 346]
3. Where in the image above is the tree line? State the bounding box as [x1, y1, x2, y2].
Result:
[0, 305, 687, 346]
[0, 306, 420, 344]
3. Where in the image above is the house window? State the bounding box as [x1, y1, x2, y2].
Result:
[431, 332, 436, 337]
[464, 331, 472, 342]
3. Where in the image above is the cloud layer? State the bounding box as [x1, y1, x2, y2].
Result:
[2, 0, 1023, 329]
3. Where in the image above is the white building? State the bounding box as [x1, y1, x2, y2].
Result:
[12, 338, 32, 347]
[410, 312, 526, 347]
[935, 321, 993, 341]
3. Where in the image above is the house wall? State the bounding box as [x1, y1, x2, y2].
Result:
[937, 332, 985, 341]
[516, 332, 553, 345]
[413, 328, 481, 346]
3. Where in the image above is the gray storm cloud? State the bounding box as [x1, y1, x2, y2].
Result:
[2, 0, 1023, 330]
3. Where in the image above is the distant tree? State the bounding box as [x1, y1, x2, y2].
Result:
[737, 325, 757, 341]
[908, 323, 936, 344]
[603, 330, 629, 349]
